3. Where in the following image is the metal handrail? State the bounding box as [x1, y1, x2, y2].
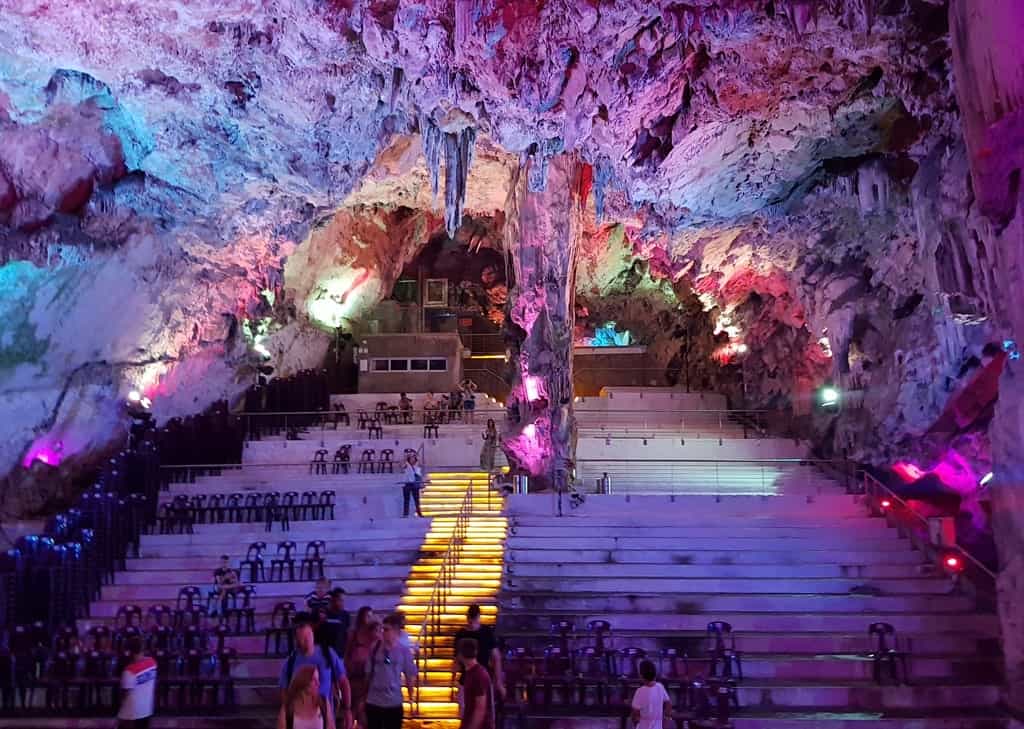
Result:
[860, 470, 997, 582]
[412, 479, 476, 715]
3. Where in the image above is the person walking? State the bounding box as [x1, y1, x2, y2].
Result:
[364, 613, 418, 729]
[345, 610, 380, 729]
[316, 588, 351, 658]
[118, 636, 156, 729]
[279, 614, 352, 729]
[457, 638, 495, 729]
[278, 665, 336, 729]
[402, 453, 424, 518]
[479, 420, 498, 473]
[630, 659, 673, 729]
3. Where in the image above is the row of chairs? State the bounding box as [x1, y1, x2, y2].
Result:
[238, 540, 327, 583]
[156, 490, 336, 533]
[311, 447, 417, 475]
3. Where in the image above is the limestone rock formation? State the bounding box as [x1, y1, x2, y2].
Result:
[0, 3, 1018, 632]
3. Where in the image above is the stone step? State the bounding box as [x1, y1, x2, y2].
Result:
[127, 550, 422, 570]
[499, 611, 1000, 634]
[505, 563, 933, 579]
[503, 576, 955, 595]
[507, 548, 925, 566]
[137, 537, 430, 556]
[501, 592, 974, 614]
[101, 577, 405, 601]
[505, 535, 912, 551]
[85, 592, 401, 618]
[495, 630, 1000, 657]
[123, 557, 418, 575]
[511, 712, 1010, 729]
[507, 523, 896, 537]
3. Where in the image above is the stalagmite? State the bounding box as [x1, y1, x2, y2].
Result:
[503, 153, 585, 488]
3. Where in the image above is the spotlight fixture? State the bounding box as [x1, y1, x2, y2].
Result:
[942, 553, 964, 574]
[818, 386, 841, 409]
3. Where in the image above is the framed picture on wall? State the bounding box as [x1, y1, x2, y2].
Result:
[424, 278, 448, 307]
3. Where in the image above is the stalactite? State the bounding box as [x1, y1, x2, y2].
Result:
[593, 159, 613, 222]
[443, 126, 477, 237]
[420, 114, 444, 206]
[526, 138, 565, 193]
[419, 116, 477, 237]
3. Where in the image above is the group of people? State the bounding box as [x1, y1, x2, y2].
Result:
[421, 380, 478, 424]
[115, 581, 671, 729]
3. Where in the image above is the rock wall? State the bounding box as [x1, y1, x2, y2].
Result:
[948, 0, 1024, 710]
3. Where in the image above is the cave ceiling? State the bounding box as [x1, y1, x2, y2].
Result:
[0, 0, 990, 480]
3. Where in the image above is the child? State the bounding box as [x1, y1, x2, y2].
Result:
[630, 659, 672, 729]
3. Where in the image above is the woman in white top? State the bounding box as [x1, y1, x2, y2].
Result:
[402, 453, 424, 517]
[278, 664, 335, 729]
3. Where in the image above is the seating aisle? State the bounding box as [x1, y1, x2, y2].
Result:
[498, 485, 1006, 728]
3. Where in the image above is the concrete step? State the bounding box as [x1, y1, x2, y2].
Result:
[498, 611, 1000, 634]
[507, 548, 926, 566]
[509, 712, 1010, 729]
[137, 537, 430, 556]
[505, 536, 913, 551]
[505, 562, 934, 579]
[501, 592, 974, 613]
[507, 523, 897, 537]
[503, 576, 956, 595]
[125, 554, 419, 573]
[495, 630, 1000, 657]
[102, 577, 405, 601]
[86, 592, 401, 618]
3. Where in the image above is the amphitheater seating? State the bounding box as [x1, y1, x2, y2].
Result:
[499, 488, 1004, 726]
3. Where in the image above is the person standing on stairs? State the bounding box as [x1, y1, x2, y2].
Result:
[364, 613, 417, 729]
[479, 419, 498, 472]
[457, 638, 495, 729]
[402, 452, 424, 518]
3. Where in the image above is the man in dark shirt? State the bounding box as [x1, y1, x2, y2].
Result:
[316, 588, 351, 657]
[454, 605, 505, 699]
[458, 638, 495, 729]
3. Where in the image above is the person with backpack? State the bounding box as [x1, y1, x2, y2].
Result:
[278, 665, 335, 729]
[364, 613, 418, 729]
[280, 614, 352, 729]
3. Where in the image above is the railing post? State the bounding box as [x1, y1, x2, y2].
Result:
[283, 415, 288, 448]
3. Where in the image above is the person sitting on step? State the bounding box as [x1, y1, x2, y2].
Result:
[306, 577, 332, 621]
[210, 554, 243, 616]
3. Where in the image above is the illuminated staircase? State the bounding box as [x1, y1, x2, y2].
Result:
[401, 471, 507, 728]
